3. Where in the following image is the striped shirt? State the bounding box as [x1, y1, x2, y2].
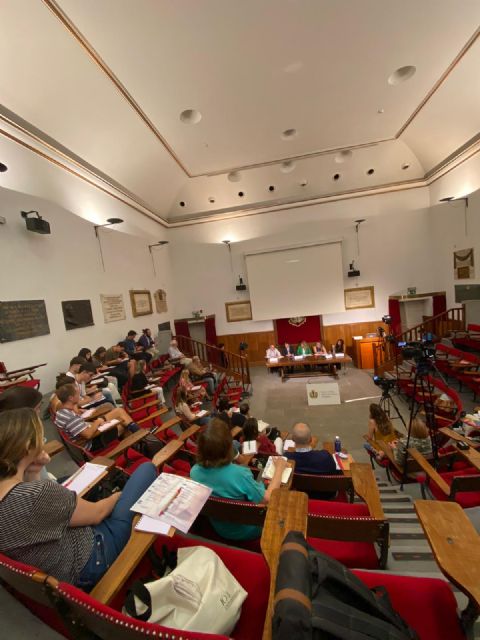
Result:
[0, 480, 94, 583]
[55, 408, 91, 450]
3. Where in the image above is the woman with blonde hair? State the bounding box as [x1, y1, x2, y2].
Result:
[0, 408, 156, 589]
[393, 417, 432, 466]
[130, 359, 165, 405]
[179, 368, 209, 401]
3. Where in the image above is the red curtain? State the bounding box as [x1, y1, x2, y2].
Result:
[204, 315, 217, 346]
[388, 299, 402, 336]
[432, 294, 447, 317]
[275, 316, 321, 345]
[174, 320, 190, 338]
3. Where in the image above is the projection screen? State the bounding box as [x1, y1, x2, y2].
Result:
[245, 241, 345, 321]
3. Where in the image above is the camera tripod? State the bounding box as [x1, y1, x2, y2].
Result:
[379, 385, 406, 429]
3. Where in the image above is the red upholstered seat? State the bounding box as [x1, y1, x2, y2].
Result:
[420, 467, 480, 508]
[353, 570, 465, 640]
[307, 501, 380, 569]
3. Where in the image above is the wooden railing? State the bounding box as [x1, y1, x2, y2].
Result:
[175, 335, 251, 389]
[373, 307, 465, 376]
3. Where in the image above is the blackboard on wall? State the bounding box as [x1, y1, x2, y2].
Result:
[0, 300, 50, 343]
[62, 300, 94, 331]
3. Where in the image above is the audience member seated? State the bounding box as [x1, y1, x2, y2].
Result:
[78, 347, 120, 402]
[175, 388, 209, 426]
[124, 330, 152, 363]
[0, 387, 52, 481]
[190, 420, 287, 540]
[364, 403, 397, 460]
[215, 396, 232, 427]
[179, 368, 209, 401]
[137, 328, 160, 359]
[76, 363, 116, 406]
[101, 344, 130, 391]
[65, 356, 86, 380]
[232, 401, 250, 428]
[313, 341, 328, 355]
[217, 342, 229, 368]
[296, 340, 312, 355]
[393, 416, 432, 466]
[0, 407, 156, 590]
[55, 384, 139, 452]
[285, 422, 341, 498]
[168, 339, 192, 366]
[130, 359, 165, 405]
[265, 344, 282, 359]
[242, 417, 279, 455]
[187, 355, 216, 396]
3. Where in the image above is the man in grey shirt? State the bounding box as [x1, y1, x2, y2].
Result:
[168, 339, 192, 366]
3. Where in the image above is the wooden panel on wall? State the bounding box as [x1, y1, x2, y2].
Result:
[217, 331, 275, 365]
[322, 320, 388, 357]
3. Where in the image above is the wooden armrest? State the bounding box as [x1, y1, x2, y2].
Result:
[408, 448, 451, 497]
[350, 463, 385, 520]
[129, 398, 161, 412]
[179, 425, 200, 441]
[231, 426, 243, 439]
[105, 429, 149, 459]
[460, 369, 480, 376]
[136, 406, 168, 424]
[44, 440, 64, 457]
[152, 439, 184, 467]
[374, 440, 398, 465]
[260, 490, 308, 640]
[155, 416, 182, 432]
[415, 500, 480, 614]
[85, 405, 111, 421]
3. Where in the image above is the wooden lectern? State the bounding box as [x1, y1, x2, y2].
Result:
[352, 337, 383, 369]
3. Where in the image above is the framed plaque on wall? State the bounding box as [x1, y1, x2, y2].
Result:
[225, 300, 252, 322]
[129, 290, 153, 317]
[344, 286, 375, 310]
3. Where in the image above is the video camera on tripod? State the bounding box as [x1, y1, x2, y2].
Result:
[397, 334, 435, 376]
[373, 375, 397, 391]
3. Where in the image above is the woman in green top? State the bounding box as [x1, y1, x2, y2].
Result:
[190, 419, 287, 541]
[296, 340, 312, 355]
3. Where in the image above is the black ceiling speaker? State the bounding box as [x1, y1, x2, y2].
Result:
[236, 276, 247, 291]
[21, 210, 51, 235]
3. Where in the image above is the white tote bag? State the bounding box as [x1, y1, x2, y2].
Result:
[124, 546, 248, 635]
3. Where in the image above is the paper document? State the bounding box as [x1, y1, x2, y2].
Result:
[242, 440, 258, 454]
[62, 462, 108, 494]
[336, 352, 345, 357]
[81, 408, 95, 419]
[131, 473, 212, 534]
[263, 456, 292, 485]
[191, 385, 201, 391]
[257, 419, 270, 432]
[294, 355, 304, 360]
[269, 357, 279, 363]
[135, 515, 171, 535]
[97, 419, 120, 432]
[284, 439, 295, 451]
[195, 409, 208, 417]
[231, 407, 240, 413]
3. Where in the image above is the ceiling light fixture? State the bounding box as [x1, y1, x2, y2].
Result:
[227, 171, 241, 182]
[179, 201, 186, 207]
[268, 185, 275, 192]
[0, 162, 8, 172]
[280, 160, 296, 173]
[439, 196, 455, 202]
[179, 109, 202, 124]
[281, 128, 297, 140]
[401, 163, 410, 170]
[367, 168, 375, 175]
[388, 65, 416, 86]
[333, 173, 340, 181]
[208, 197, 215, 203]
[238, 191, 245, 197]
[335, 150, 352, 164]
[148, 240, 169, 276]
[299, 179, 308, 187]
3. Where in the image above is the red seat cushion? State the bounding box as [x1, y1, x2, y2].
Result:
[427, 467, 480, 508]
[115, 449, 151, 474]
[353, 570, 465, 640]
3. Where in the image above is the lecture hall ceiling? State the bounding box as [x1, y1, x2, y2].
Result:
[0, 0, 479, 226]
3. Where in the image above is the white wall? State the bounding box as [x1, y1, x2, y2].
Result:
[169, 188, 438, 334]
[0, 187, 172, 390]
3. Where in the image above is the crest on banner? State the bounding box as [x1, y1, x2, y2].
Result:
[288, 316, 306, 327]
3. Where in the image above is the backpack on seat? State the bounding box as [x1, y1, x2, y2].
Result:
[273, 531, 418, 640]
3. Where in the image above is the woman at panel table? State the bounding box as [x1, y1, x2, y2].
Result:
[313, 341, 328, 355]
[296, 340, 312, 356]
[265, 344, 282, 359]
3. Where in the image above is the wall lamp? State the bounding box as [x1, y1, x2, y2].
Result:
[148, 240, 169, 276]
[93, 217, 124, 271]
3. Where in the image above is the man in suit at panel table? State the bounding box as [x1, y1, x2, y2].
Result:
[281, 342, 295, 373]
[285, 422, 341, 499]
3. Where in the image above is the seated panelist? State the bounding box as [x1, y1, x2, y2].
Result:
[281, 342, 295, 357]
[0, 407, 156, 590]
[265, 344, 282, 359]
[313, 341, 328, 355]
[296, 340, 312, 356]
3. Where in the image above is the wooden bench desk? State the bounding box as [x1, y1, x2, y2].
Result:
[350, 463, 384, 520]
[266, 354, 351, 381]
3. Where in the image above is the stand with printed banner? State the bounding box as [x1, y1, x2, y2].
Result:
[306, 380, 341, 405]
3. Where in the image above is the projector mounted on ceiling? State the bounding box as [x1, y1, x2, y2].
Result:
[348, 261, 360, 278]
[21, 210, 51, 235]
[236, 276, 247, 291]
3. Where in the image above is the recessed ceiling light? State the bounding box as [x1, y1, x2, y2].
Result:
[367, 168, 375, 175]
[208, 196, 215, 203]
[179, 109, 202, 124]
[280, 160, 296, 173]
[401, 163, 410, 170]
[284, 61, 303, 74]
[179, 201, 186, 207]
[281, 128, 297, 140]
[286, 259, 300, 263]
[0, 162, 8, 172]
[335, 150, 352, 164]
[268, 185, 275, 192]
[299, 179, 308, 187]
[333, 173, 340, 181]
[388, 65, 416, 86]
[238, 191, 245, 197]
[227, 171, 241, 182]
[377, 108, 385, 114]
[439, 196, 455, 202]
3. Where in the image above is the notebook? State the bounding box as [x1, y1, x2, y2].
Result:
[262, 456, 292, 485]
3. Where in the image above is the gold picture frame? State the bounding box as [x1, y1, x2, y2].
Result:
[129, 290, 153, 317]
[344, 286, 375, 310]
[225, 300, 252, 322]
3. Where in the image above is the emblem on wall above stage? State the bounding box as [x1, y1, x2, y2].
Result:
[288, 316, 306, 327]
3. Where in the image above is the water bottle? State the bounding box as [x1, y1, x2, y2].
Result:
[334, 435, 342, 453]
